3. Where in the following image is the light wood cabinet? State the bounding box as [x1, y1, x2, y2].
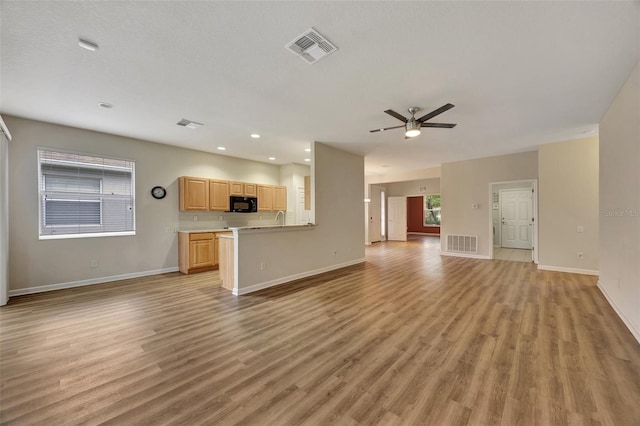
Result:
[218, 234, 234, 291]
[179, 177, 209, 211]
[304, 175, 311, 210]
[178, 231, 231, 274]
[273, 185, 287, 211]
[244, 183, 257, 197]
[209, 180, 230, 211]
[257, 185, 273, 211]
[230, 182, 257, 197]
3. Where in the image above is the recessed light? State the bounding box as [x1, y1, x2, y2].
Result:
[78, 38, 99, 51]
[98, 102, 113, 109]
[304, 148, 311, 152]
[217, 146, 226, 151]
[251, 134, 261, 139]
[268, 157, 276, 161]
[304, 158, 311, 162]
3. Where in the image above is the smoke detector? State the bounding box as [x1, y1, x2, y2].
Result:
[285, 28, 337, 64]
[177, 119, 203, 129]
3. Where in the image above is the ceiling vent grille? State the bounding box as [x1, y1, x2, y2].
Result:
[177, 119, 203, 129]
[286, 28, 337, 64]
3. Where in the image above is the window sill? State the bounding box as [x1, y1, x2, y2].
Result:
[39, 231, 136, 240]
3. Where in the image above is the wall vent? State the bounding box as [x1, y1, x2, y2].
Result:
[447, 235, 478, 254]
[285, 28, 338, 64]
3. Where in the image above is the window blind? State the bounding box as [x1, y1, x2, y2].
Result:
[38, 149, 136, 239]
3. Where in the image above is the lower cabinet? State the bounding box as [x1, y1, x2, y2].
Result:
[178, 231, 231, 274]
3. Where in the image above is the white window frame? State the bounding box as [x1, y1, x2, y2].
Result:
[37, 148, 136, 240]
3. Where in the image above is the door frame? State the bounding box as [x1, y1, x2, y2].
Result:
[488, 179, 538, 263]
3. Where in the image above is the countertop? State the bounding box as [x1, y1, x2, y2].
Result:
[178, 224, 315, 234]
[177, 228, 230, 234]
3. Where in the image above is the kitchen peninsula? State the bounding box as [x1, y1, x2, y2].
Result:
[219, 224, 316, 295]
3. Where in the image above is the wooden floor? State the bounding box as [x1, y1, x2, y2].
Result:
[1, 236, 639, 425]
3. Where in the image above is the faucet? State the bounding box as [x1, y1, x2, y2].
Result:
[275, 210, 285, 226]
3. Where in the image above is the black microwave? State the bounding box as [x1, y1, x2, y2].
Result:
[229, 196, 258, 213]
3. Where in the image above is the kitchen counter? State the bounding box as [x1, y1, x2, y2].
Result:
[178, 228, 229, 234]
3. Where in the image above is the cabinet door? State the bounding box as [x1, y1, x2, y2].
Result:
[273, 185, 287, 211]
[179, 177, 209, 211]
[209, 180, 230, 211]
[229, 182, 244, 196]
[244, 183, 257, 197]
[257, 185, 273, 211]
[189, 238, 214, 269]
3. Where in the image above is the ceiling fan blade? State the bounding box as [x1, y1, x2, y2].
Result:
[421, 123, 457, 128]
[384, 109, 408, 123]
[417, 103, 455, 123]
[369, 125, 406, 133]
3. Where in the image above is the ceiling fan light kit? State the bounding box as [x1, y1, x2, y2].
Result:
[370, 104, 457, 138]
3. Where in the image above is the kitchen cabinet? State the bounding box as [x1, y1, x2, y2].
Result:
[258, 185, 273, 211]
[230, 182, 257, 197]
[179, 177, 209, 211]
[218, 234, 234, 291]
[273, 185, 287, 211]
[178, 231, 231, 274]
[209, 180, 230, 211]
[304, 175, 311, 210]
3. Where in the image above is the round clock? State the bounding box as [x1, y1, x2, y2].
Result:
[151, 186, 167, 199]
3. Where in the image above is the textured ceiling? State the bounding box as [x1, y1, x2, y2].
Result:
[1, 1, 638, 176]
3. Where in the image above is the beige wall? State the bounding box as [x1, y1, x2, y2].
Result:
[366, 166, 440, 185]
[441, 151, 538, 257]
[0, 122, 9, 305]
[236, 142, 365, 292]
[6, 116, 282, 292]
[599, 61, 640, 342]
[387, 178, 440, 196]
[538, 137, 599, 273]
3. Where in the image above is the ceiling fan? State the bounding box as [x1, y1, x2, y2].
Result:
[370, 103, 457, 138]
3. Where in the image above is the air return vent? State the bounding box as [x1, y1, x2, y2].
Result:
[446, 235, 478, 254]
[285, 28, 337, 64]
[177, 119, 203, 129]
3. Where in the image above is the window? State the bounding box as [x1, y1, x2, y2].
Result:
[424, 194, 441, 226]
[38, 149, 135, 239]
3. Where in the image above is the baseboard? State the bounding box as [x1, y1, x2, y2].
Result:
[408, 232, 440, 237]
[597, 280, 640, 344]
[440, 251, 490, 260]
[8, 267, 180, 297]
[537, 265, 599, 276]
[234, 258, 366, 296]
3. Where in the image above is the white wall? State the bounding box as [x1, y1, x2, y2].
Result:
[279, 163, 311, 224]
[386, 178, 440, 197]
[0, 118, 10, 305]
[441, 151, 538, 257]
[599, 61, 640, 342]
[5, 115, 282, 293]
[236, 142, 365, 292]
[538, 137, 599, 273]
[366, 166, 440, 185]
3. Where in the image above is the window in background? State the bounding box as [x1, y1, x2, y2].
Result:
[38, 148, 135, 239]
[424, 194, 441, 226]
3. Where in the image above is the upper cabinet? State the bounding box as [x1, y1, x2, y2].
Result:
[179, 177, 286, 212]
[257, 185, 273, 211]
[179, 177, 209, 211]
[209, 180, 230, 211]
[273, 185, 287, 211]
[230, 182, 257, 197]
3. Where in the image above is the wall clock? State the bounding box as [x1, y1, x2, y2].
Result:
[151, 186, 167, 199]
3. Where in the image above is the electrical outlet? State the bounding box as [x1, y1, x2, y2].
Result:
[577, 252, 584, 259]
[165, 227, 171, 233]
[577, 226, 584, 233]
[193, 215, 199, 222]
[333, 250, 337, 256]
[90, 260, 98, 268]
[260, 262, 266, 271]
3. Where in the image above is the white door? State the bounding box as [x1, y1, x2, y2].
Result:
[388, 196, 407, 241]
[368, 185, 383, 243]
[501, 189, 532, 249]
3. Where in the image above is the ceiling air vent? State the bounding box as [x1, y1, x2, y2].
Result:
[177, 119, 203, 129]
[286, 28, 337, 64]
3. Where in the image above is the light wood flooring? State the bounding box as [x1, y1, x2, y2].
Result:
[1, 236, 639, 425]
[493, 247, 533, 263]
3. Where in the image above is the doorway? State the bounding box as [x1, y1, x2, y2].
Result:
[368, 185, 384, 243]
[489, 180, 537, 263]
